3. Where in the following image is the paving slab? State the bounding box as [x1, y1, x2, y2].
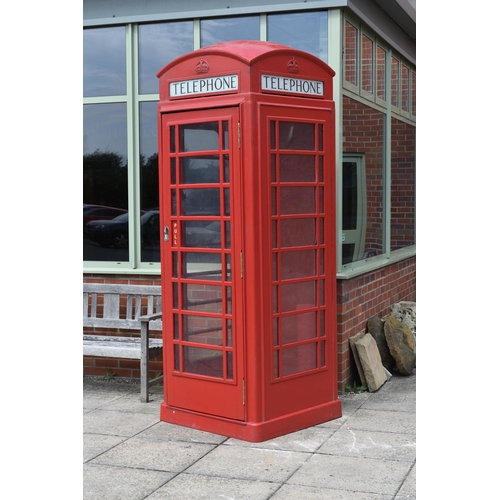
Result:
[225, 425, 334, 453]
[317, 427, 416, 461]
[83, 433, 127, 462]
[286, 454, 413, 497]
[91, 437, 215, 472]
[137, 421, 228, 444]
[344, 408, 416, 434]
[395, 462, 416, 500]
[83, 463, 173, 500]
[147, 473, 280, 499]
[83, 409, 159, 437]
[271, 484, 393, 499]
[186, 445, 309, 483]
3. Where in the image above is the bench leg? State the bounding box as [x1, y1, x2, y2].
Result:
[140, 322, 150, 403]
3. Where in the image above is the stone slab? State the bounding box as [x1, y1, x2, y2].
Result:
[355, 333, 387, 392]
[349, 331, 367, 386]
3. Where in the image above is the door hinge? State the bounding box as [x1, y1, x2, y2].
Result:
[240, 252, 243, 278]
[238, 122, 241, 148]
[242, 379, 245, 405]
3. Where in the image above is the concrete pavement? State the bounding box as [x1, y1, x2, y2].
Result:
[83, 371, 416, 499]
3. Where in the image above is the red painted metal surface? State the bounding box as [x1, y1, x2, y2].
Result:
[157, 41, 341, 442]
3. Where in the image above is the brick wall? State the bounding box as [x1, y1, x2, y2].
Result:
[336, 256, 416, 389]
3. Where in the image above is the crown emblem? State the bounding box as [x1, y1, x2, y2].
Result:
[195, 58, 209, 74]
[287, 57, 300, 73]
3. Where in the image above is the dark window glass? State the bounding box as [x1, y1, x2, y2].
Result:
[83, 103, 129, 261]
[140, 101, 160, 262]
[83, 27, 126, 97]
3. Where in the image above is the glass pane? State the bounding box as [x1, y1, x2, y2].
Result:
[182, 221, 221, 248]
[362, 35, 373, 94]
[183, 347, 223, 378]
[268, 11, 328, 62]
[401, 65, 409, 112]
[282, 343, 317, 376]
[344, 21, 357, 86]
[226, 351, 234, 380]
[376, 46, 386, 101]
[411, 72, 416, 116]
[83, 103, 129, 262]
[180, 156, 220, 184]
[280, 187, 315, 214]
[83, 27, 126, 97]
[280, 155, 315, 182]
[182, 252, 222, 281]
[139, 21, 194, 94]
[180, 188, 220, 216]
[180, 122, 220, 152]
[139, 101, 160, 262]
[280, 218, 316, 247]
[343, 161, 358, 230]
[281, 281, 316, 312]
[226, 319, 233, 346]
[282, 311, 316, 344]
[201, 16, 259, 46]
[183, 315, 223, 345]
[182, 284, 222, 313]
[173, 282, 178, 309]
[391, 57, 399, 107]
[342, 98, 385, 260]
[281, 250, 316, 280]
[279, 122, 315, 150]
[390, 118, 416, 250]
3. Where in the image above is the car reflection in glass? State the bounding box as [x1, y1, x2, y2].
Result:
[85, 210, 159, 249]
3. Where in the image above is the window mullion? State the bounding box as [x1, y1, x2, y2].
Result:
[126, 23, 140, 268]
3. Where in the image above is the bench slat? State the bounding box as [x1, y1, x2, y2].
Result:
[83, 335, 162, 359]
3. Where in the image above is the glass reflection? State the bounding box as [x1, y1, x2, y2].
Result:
[140, 101, 160, 263]
[390, 118, 415, 250]
[83, 27, 126, 97]
[201, 16, 259, 47]
[83, 103, 129, 262]
[267, 11, 328, 62]
[139, 21, 194, 94]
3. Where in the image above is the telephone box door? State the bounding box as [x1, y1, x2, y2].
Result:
[160, 107, 244, 421]
[260, 104, 336, 420]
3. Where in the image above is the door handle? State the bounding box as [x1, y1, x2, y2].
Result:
[164, 226, 169, 242]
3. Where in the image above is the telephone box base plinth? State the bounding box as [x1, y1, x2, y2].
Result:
[160, 400, 342, 443]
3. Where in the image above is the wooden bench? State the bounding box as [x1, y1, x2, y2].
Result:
[83, 283, 163, 402]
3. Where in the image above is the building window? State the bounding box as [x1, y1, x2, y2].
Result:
[401, 64, 409, 114]
[344, 20, 358, 87]
[361, 34, 374, 95]
[83, 26, 126, 97]
[376, 45, 386, 103]
[138, 21, 194, 95]
[391, 118, 415, 250]
[342, 97, 386, 264]
[201, 16, 260, 47]
[83, 103, 129, 261]
[391, 56, 399, 108]
[411, 71, 416, 117]
[268, 11, 328, 62]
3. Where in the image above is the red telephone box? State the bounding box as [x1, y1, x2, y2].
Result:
[157, 40, 342, 442]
